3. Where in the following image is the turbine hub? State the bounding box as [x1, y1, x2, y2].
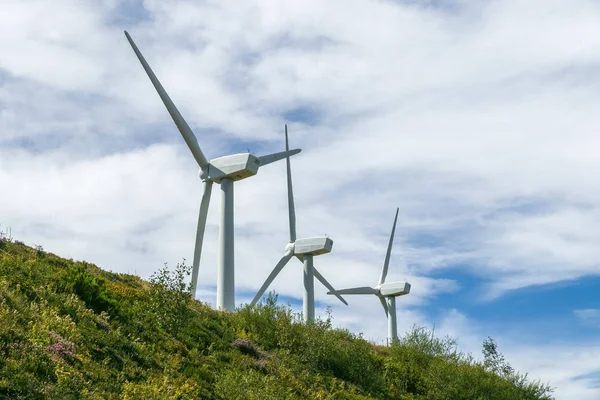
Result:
[285, 242, 295, 253]
[199, 167, 209, 181]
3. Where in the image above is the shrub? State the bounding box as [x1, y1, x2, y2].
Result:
[145, 260, 193, 335]
[61, 263, 118, 315]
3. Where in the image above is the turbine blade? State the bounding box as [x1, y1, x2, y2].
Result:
[378, 296, 389, 317]
[327, 286, 379, 295]
[313, 267, 348, 305]
[379, 207, 399, 285]
[257, 149, 301, 167]
[124, 31, 208, 169]
[286, 125, 296, 242]
[190, 181, 213, 298]
[250, 250, 294, 306]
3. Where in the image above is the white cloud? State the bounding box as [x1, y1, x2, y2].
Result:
[575, 309, 600, 328]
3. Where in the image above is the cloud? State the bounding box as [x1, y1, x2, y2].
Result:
[575, 309, 600, 328]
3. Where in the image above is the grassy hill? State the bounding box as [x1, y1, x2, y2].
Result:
[0, 235, 554, 399]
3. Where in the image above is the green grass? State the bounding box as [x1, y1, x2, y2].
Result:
[0, 237, 554, 399]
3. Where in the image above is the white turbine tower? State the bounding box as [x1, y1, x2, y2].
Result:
[328, 208, 410, 344]
[124, 31, 301, 311]
[250, 125, 348, 322]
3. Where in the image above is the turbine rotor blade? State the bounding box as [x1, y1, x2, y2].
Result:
[190, 181, 213, 298]
[378, 296, 389, 317]
[327, 286, 379, 295]
[124, 31, 208, 169]
[257, 149, 301, 167]
[379, 207, 399, 285]
[313, 267, 348, 305]
[285, 125, 296, 242]
[250, 250, 294, 306]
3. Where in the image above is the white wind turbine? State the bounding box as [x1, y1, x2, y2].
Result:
[328, 208, 411, 344]
[250, 125, 348, 322]
[124, 31, 300, 311]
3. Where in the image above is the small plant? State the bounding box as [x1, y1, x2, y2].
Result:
[33, 243, 45, 257]
[61, 263, 118, 315]
[231, 338, 261, 358]
[46, 331, 76, 361]
[482, 337, 514, 377]
[482, 337, 555, 399]
[146, 260, 193, 334]
[399, 324, 462, 361]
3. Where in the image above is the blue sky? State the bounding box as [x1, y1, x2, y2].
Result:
[2, 0, 600, 398]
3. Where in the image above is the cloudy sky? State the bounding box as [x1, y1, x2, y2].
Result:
[2, 0, 600, 397]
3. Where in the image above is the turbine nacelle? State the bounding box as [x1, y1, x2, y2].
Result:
[293, 237, 333, 256]
[206, 153, 261, 183]
[377, 281, 411, 297]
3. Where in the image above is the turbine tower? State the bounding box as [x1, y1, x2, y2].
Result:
[124, 31, 300, 311]
[328, 208, 410, 344]
[250, 125, 348, 322]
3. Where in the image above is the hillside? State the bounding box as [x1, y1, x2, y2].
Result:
[0, 236, 554, 399]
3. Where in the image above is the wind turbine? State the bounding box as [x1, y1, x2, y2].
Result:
[327, 208, 410, 344]
[124, 31, 301, 311]
[250, 125, 348, 322]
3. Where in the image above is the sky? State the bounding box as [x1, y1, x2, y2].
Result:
[1, 0, 600, 398]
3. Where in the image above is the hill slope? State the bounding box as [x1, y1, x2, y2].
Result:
[0, 237, 554, 399]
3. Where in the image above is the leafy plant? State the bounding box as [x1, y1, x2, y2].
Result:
[145, 260, 193, 335]
[482, 337, 554, 399]
[61, 263, 118, 315]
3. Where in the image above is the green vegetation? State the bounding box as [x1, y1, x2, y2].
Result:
[0, 236, 554, 399]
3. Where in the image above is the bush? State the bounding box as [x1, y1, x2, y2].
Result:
[145, 260, 193, 335]
[61, 263, 118, 315]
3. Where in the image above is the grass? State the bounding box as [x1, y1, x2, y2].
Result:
[0, 236, 554, 399]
